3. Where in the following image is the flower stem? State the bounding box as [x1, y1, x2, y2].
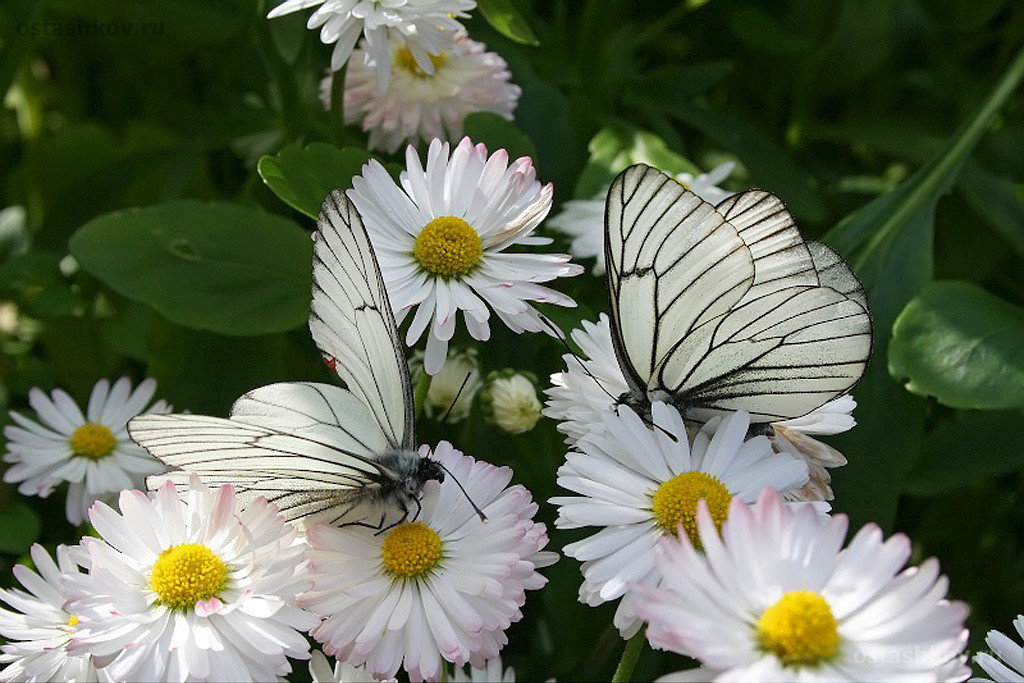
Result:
[611, 628, 646, 683]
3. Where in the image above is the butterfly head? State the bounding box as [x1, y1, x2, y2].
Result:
[416, 457, 445, 485]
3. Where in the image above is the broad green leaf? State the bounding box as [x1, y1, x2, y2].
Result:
[258, 143, 372, 219]
[477, 0, 539, 45]
[671, 104, 826, 221]
[823, 47, 1024, 530]
[889, 281, 1024, 410]
[463, 112, 536, 162]
[903, 410, 1024, 496]
[575, 123, 701, 199]
[0, 501, 40, 553]
[70, 201, 312, 336]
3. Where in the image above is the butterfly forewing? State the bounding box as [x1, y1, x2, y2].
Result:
[310, 190, 416, 451]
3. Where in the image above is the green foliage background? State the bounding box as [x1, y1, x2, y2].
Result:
[2, 0, 1024, 679]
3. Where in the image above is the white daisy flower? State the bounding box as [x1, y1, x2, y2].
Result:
[267, 0, 473, 90]
[310, 649, 391, 682]
[481, 371, 542, 434]
[551, 401, 824, 638]
[452, 656, 515, 682]
[301, 441, 555, 682]
[0, 544, 101, 682]
[973, 616, 1024, 682]
[411, 347, 482, 423]
[63, 479, 319, 682]
[3, 377, 171, 525]
[349, 137, 583, 375]
[544, 315, 852, 500]
[547, 162, 735, 275]
[325, 32, 520, 153]
[633, 489, 970, 682]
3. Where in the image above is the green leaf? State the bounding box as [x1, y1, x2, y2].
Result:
[575, 123, 701, 199]
[70, 201, 312, 336]
[889, 281, 1024, 410]
[258, 143, 372, 219]
[0, 251, 80, 318]
[624, 62, 734, 110]
[463, 112, 536, 161]
[903, 410, 1024, 496]
[0, 501, 40, 553]
[823, 47, 1024, 529]
[958, 162, 1024, 257]
[477, 0, 539, 45]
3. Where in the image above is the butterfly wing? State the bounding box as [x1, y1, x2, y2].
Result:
[604, 164, 755, 392]
[309, 190, 415, 451]
[806, 240, 869, 309]
[132, 382, 397, 524]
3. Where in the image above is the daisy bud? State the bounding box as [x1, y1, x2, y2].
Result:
[415, 348, 482, 423]
[482, 370, 542, 434]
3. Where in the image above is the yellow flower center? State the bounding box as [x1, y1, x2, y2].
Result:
[381, 522, 443, 578]
[757, 590, 840, 666]
[69, 423, 117, 460]
[148, 543, 228, 611]
[413, 216, 482, 278]
[650, 471, 731, 546]
[66, 614, 78, 626]
[395, 47, 446, 76]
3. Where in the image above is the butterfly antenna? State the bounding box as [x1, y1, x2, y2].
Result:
[438, 462, 487, 522]
[439, 372, 475, 423]
[539, 315, 619, 404]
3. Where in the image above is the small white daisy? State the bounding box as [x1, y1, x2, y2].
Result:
[0, 544, 101, 682]
[411, 347, 482, 423]
[481, 371, 542, 434]
[268, 0, 473, 90]
[973, 616, 1024, 682]
[349, 137, 582, 375]
[547, 162, 735, 275]
[452, 655, 516, 682]
[633, 489, 970, 682]
[326, 31, 520, 153]
[3, 377, 171, 525]
[301, 441, 555, 682]
[551, 402, 823, 638]
[63, 479, 318, 682]
[310, 649, 390, 682]
[544, 315, 852, 500]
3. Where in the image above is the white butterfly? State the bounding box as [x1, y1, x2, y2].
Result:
[604, 163, 872, 425]
[129, 191, 449, 528]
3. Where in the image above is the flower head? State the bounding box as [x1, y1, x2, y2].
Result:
[633, 489, 970, 681]
[544, 315, 852, 500]
[301, 442, 555, 681]
[3, 377, 171, 525]
[481, 370, 542, 434]
[268, 0, 474, 90]
[330, 32, 520, 153]
[349, 137, 582, 374]
[547, 162, 735, 275]
[63, 479, 318, 682]
[0, 544, 100, 682]
[551, 402, 823, 637]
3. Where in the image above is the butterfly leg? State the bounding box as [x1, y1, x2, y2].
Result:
[374, 500, 411, 536]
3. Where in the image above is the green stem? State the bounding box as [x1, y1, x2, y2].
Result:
[611, 628, 647, 683]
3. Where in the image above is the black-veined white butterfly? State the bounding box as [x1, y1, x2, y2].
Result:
[128, 191, 471, 529]
[604, 163, 872, 426]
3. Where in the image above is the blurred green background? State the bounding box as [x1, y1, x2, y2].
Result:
[2, 0, 1024, 679]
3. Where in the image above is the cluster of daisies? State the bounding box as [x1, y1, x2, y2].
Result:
[0, 3, 1019, 683]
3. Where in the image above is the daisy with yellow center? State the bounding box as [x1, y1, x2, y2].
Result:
[551, 402, 823, 638]
[301, 442, 556, 682]
[333, 32, 522, 153]
[62, 479, 318, 681]
[3, 377, 171, 525]
[348, 137, 581, 375]
[633, 489, 970, 681]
